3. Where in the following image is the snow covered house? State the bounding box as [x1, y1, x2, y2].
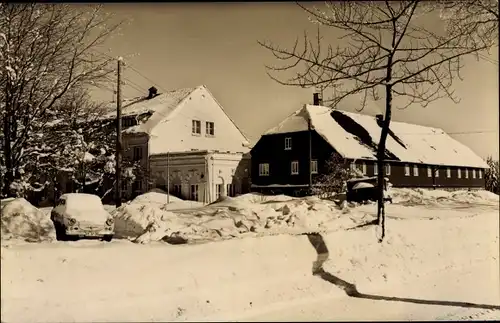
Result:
[110, 85, 251, 202]
[250, 94, 489, 195]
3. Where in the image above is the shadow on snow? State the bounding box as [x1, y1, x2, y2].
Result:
[304, 233, 500, 311]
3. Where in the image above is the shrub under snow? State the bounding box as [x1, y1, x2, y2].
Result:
[1, 198, 56, 242]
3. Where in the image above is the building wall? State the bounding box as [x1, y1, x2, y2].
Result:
[122, 132, 150, 199]
[251, 131, 486, 192]
[250, 130, 335, 188]
[148, 86, 250, 155]
[150, 151, 251, 203]
[342, 160, 486, 189]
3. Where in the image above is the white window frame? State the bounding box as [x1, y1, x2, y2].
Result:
[385, 164, 391, 175]
[427, 166, 432, 178]
[285, 137, 292, 150]
[457, 168, 462, 179]
[311, 160, 318, 174]
[291, 161, 299, 175]
[479, 169, 483, 179]
[446, 167, 451, 178]
[373, 162, 378, 175]
[465, 169, 469, 179]
[413, 165, 419, 176]
[361, 162, 367, 175]
[259, 163, 269, 176]
[472, 169, 476, 179]
[192, 120, 201, 135]
[404, 164, 410, 176]
[205, 121, 215, 136]
[350, 162, 356, 172]
[227, 184, 235, 197]
[435, 169, 439, 178]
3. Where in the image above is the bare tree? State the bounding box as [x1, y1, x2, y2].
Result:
[258, 1, 498, 242]
[0, 3, 122, 197]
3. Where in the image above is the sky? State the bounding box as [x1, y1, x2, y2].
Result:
[94, 2, 499, 160]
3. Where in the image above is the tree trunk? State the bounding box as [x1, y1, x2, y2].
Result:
[377, 52, 394, 242]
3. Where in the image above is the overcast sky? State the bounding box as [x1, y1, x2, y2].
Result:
[95, 2, 499, 159]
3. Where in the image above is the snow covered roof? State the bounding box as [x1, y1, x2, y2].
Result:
[265, 104, 489, 169]
[104, 87, 195, 121]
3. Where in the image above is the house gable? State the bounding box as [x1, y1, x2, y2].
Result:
[147, 86, 250, 155]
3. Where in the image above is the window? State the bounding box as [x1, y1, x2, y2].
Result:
[291, 161, 299, 175]
[361, 162, 367, 175]
[413, 165, 419, 176]
[173, 184, 182, 197]
[190, 184, 199, 201]
[259, 163, 269, 176]
[472, 169, 476, 179]
[133, 146, 143, 161]
[465, 169, 469, 179]
[427, 166, 432, 178]
[285, 137, 292, 150]
[404, 164, 410, 176]
[446, 168, 451, 178]
[458, 168, 462, 179]
[479, 169, 483, 179]
[206, 121, 215, 136]
[435, 169, 439, 178]
[215, 184, 223, 199]
[192, 120, 201, 135]
[227, 184, 235, 197]
[374, 162, 378, 175]
[385, 164, 391, 175]
[311, 160, 318, 174]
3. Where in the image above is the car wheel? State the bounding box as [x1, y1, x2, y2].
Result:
[102, 234, 113, 242]
[54, 222, 68, 241]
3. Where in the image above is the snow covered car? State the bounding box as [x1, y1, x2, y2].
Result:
[50, 193, 114, 241]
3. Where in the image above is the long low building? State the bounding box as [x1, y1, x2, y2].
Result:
[250, 96, 489, 195]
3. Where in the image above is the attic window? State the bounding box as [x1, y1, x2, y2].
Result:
[427, 166, 432, 178]
[413, 165, 419, 176]
[192, 120, 201, 135]
[285, 137, 292, 150]
[206, 121, 215, 136]
[479, 169, 483, 179]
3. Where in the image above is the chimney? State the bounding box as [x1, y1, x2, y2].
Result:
[313, 92, 323, 106]
[147, 86, 158, 99]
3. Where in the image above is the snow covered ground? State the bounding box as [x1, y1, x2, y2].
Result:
[1, 189, 499, 321]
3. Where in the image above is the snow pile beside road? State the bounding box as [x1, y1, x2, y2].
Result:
[391, 188, 499, 206]
[1, 198, 56, 242]
[131, 191, 204, 210]
[112, 193, 367, 244]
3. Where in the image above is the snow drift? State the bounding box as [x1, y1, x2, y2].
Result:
[112, 192, 371, 244]
[1, 198, 56, 242]
[391, 188, 499, 206]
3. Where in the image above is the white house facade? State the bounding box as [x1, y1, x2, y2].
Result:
[119, 85, 251, 201]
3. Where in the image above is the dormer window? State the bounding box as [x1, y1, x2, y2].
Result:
[192, 120, 201, 135]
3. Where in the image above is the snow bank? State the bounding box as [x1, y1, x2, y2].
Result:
[113, 192, 368, 244]
[391, 188, 499, 206]
[1, 198, 56, 242]
[1, 207, 498, 322]
[132, 191, 204, 210]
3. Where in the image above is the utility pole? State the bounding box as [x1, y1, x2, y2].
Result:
[115, 57, 123, 207]
[167, 152, 170, 205]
